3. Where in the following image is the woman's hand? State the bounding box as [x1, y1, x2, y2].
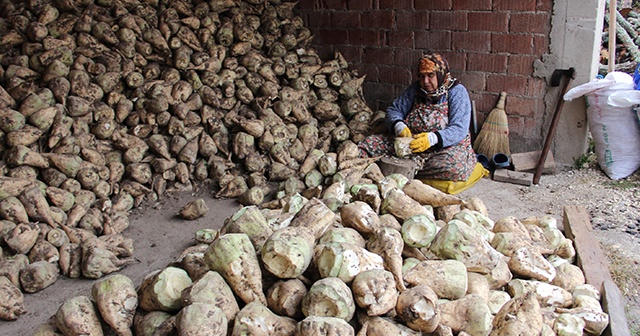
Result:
[394, 122, 412, 137]
[410, 132, 438, 153]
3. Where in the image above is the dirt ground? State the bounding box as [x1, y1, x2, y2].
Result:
[2, 164, 639, 336]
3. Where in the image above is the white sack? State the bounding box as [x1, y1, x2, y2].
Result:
[564, 72, 640, 180]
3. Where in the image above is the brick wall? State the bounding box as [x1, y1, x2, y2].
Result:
[295, 0, 554, 147]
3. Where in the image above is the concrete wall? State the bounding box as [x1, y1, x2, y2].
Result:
[295, 0, 605, 165]
[537, 0, 605, 164]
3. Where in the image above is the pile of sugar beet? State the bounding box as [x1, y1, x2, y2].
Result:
[0, 0, 376, 316]
[0, 0, 610, 335]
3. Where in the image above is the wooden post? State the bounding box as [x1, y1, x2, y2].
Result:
[609, 0, 617, 73]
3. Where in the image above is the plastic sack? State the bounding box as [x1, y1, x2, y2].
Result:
[564, 72, 640, 180]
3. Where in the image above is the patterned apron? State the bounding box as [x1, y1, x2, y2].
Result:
[358, 95, 476, 181]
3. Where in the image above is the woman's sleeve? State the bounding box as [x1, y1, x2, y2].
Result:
[436, 84, 471, 148]
[385, 82, 417, 132]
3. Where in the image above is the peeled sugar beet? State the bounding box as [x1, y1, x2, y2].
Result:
[352, 269, 398, 316]
[138, 266, 192, 312]
[302, 277, 355, 322]
[232, 302, 296, 336]
[266, 279, 308, 319]
[295, 316, 355, 336]
[204, 233, 267, 305]
[92, 274, 138, 336]
[181, 270, 239, 324]
[176, 303, 227, 336]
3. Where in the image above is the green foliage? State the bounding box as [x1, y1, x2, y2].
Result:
[574, 139, 597, 169]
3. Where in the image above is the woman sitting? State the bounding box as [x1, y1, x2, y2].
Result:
[358, 52, 479, 185]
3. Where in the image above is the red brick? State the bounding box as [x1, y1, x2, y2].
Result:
[317, 28, 349, 45]
[507, 115, 524, 135]
[359, 63, 380, 81]
[318, 0, 347, 9]
[380, 66, 413, 84]
[296, 0, 316, 10]
[533, 35, 549, 55]
[486, 74, 528, 95]
[308, 43, 333, 60]
[331, 11, 361, 28]
[348, 0, 374, 10]
[453, 0, 492, 10]
[492, 33, 533, 54]
[508, 55, 537, 75]
[380, 0, 413, 9]
[390, 83, 409, 103]
[416, 0, 452, 10]
[396, 10, 429, 30]
[508, 116, 539, 139]
[456, 72, 486, 91]
[452, 32, 491, 52]
[527, 78, 546, 97]
[388, 30, 415, 48]
[473, 92, 499, 113]
[510, 13, 551, 34]
[536, 0, 553, 12]
[467, 92, 482, 106]
[440, 52, 466, 71]
[468, 12, 509, 32]
[395, 48, 424, 67]
[364, 81, 397, 105]
[362, 10, 395, 29]
[493, 0, 536, 11]
[415, 30, 452, 50]
[350, 29, 386, 46]
[504, 96, 537, 117]
[430, 11, 467, 31]
[362, 47, 395, 65]
[305, 11, 330, 27]
[467, 53, 508, 72]
[340, 45, 364, 64]
[523, 117, 539, 135]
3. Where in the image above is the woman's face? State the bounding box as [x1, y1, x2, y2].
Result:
[419, 72, 438, 92]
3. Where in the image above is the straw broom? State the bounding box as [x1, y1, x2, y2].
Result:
[473, 92, 510, 159]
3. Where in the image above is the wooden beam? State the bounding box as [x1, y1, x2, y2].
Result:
[492, 169, 533, 186]
[601, 279, 632, 336]
[562, 205, 612, 288]
[511, 150, 556, 174]
[562, 205, 631, 336]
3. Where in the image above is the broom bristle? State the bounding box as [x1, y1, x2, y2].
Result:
[473, 92, 510, 158]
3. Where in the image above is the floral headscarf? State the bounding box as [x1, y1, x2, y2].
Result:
[417, 53, 458, 102]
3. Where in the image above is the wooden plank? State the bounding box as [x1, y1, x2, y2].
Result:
[562, 205, 612, 289]
[601, 279, 632, 336]
[563, 205, 631, 336]
[492, 169, 533, 186]
[511, 150, 556, 174]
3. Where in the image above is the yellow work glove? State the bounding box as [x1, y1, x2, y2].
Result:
[398, 126, 412, 138]
[410, 132, 438, 153]
[394, 122, 412, 137]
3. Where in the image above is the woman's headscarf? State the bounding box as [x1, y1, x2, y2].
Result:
[417, 53, 458, 102]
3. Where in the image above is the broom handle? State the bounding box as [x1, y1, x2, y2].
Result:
[533, 73, 575, 184]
